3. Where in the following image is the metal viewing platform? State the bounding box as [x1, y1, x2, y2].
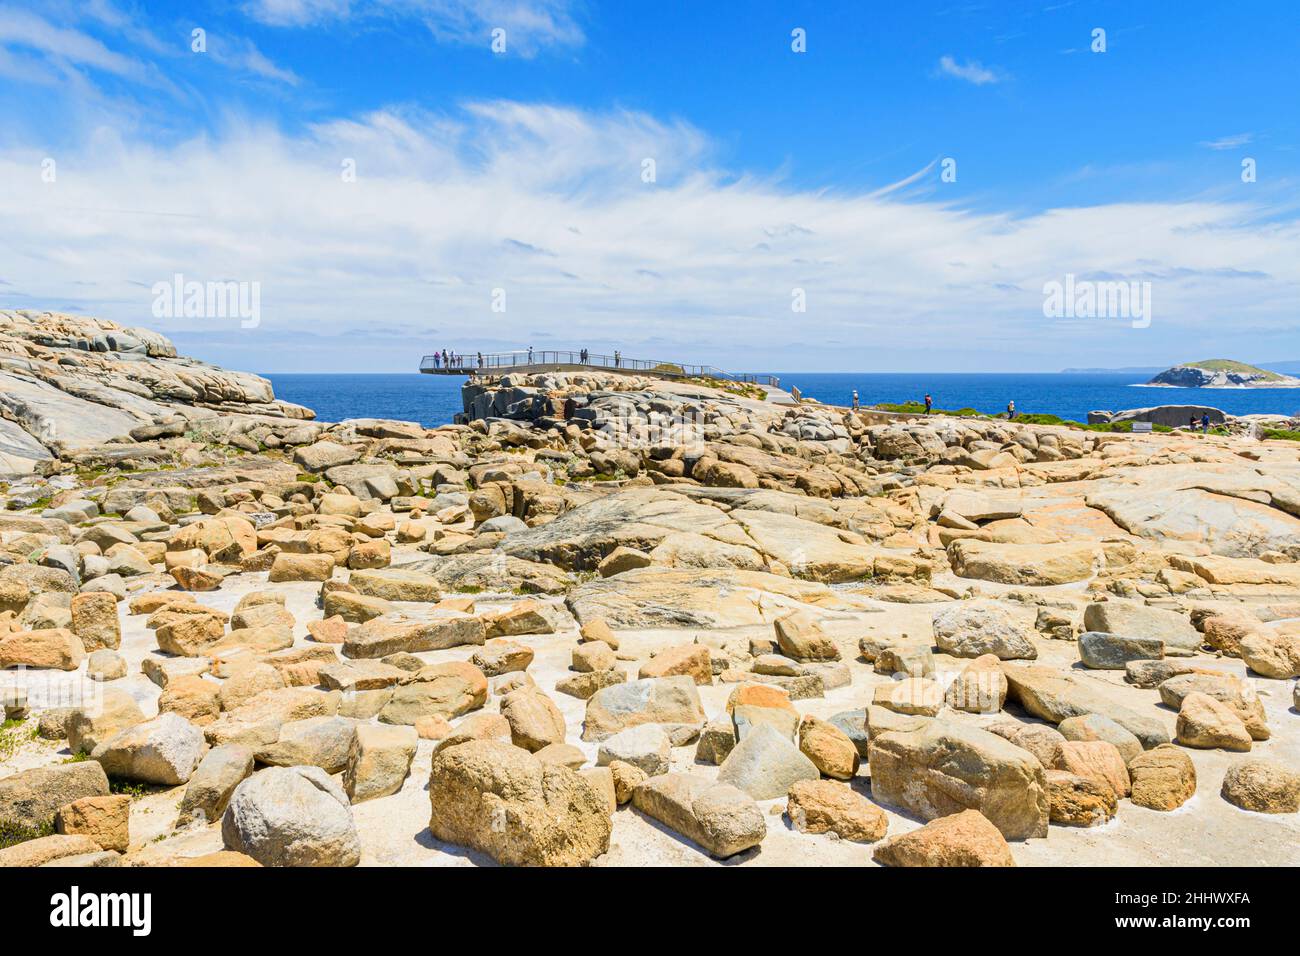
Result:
[419, 350, 780, 387]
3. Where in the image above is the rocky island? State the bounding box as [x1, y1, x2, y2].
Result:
[1146, 359, 1300, 389]
[1, 310, 1298, 868]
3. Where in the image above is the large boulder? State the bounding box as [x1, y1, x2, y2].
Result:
[1158, 673, 1268, 741]
[1085, 464, 1300, 559]
[631, 773, 766, 858]
[1045, 769, 1117, 827]
[348, 567, 443, 603]
[427, 740, 612, 866]
[1238, 630, 1300, 679]
[68, 688, 146, 754]
[53, 794, 130, 853]
[69, 592, 121, 651]
[1002, 664, 1171, 749]
[0, 762, 110, 832]
[177, 745, 255, 827]
[499, 688, 566, 752]
[293, 440, 362, 474]
[596, 724, 671, 776]
[582, 676, 705, 742]
[343, 614, 485, 658]
[1082, 600, 1200, 654]
[798, 714, 859, 780]
[343, 724, 417, 803]
[1176, 693, 1252, 751]
[92, 712, 205, 785]
[378, 662, 487, 725]
[717, 723, 820, 800]
[773, 612, 841, 662]
[868, 722, 1049, 840]
[256, 716, 359, 772]
[0, 834, 104, 868]
[948, 539, 1100, 586]
[170, 515, 256, 562]
[931, 604, 1037, 660]
[222, 765, 362, 866]
[0, 627, 85, 670]
[1078, 631, 1164, 670]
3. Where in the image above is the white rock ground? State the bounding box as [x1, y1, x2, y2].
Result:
[5, 538, 1295, 867]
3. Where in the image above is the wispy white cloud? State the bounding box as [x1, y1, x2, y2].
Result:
[0, 6, 144, 77]
[3, 100, 1297, 371]
[0, 2, 298, 91]
[936, 54, 1003, 85]
[241, 0, 353, 27]
[1201, 133, 1254, 150]
[207, 34, 300, 85]
[242, 0, 585, 56]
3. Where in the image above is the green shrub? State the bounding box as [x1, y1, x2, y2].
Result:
[0, 817, 54, 850]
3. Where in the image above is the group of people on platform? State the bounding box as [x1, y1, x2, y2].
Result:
[428, 350, 484, 370]
[431, 348, 629, 371]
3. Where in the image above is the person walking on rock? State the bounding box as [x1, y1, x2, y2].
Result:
[1202, 412, 1211, 434]
[924, 393, 933, 415]
[851, 389, 859, 410]
[1006, 400, 1016, 420]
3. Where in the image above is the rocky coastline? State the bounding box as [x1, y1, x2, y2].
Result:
[1, 312, 1297, 868]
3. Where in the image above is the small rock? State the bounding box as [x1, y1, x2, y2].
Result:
[786, 779, 887, 842]
[1176, 692, 1252, 751]
[344, 723, 417, 803]
[1046, 770, 1117, 827]
[773, 611, 840, 662]
[797, 714, 859, 780]
[1128, 744, 1197, 811]
[1220, 758, 1300, 814]
[54, 794, 130, 852]
[872, 809, 1015, 867]
[1058, 713, 1143, 764]
[86, 648, 126, 681]
[1078, 631, 1164, 670]
[638, 643, 712, 685]
[597, 724, 670, 776]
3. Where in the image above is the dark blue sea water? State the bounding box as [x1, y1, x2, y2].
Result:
[264, 372, 1300, 429]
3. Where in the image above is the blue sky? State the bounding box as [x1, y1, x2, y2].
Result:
[1, 0, 1298, 372]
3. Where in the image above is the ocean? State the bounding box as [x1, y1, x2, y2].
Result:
[263, 372, 1300, 429]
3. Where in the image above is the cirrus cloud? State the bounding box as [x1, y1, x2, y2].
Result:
[3, 99, 1298, 373]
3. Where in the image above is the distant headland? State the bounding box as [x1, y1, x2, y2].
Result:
[1144, 359, 1300, 389]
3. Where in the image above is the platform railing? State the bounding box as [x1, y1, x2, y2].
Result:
[419, 350, 779, 386]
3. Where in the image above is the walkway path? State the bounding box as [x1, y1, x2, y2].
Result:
[419, 349, 779, 388]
